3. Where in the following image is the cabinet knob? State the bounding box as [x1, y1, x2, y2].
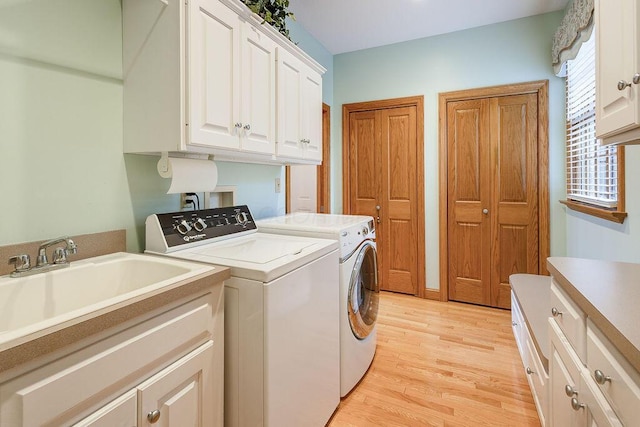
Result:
[147, 409, 161, 424]
[551, 307, 563, 317]
[565, 384, 578, 397]
[526, 366, 535, 375]
[570, 397, 585, 411]
[634, 73, 640, 85]
[512, 321, 518, 326]
[618, 80, 632, 90]
[594, 369, 611, 385]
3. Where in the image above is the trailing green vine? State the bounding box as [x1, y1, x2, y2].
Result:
[241, 0, 295, 40]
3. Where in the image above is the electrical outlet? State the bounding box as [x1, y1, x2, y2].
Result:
[275, 177, 281, 193]
[180, 193, 192, 209]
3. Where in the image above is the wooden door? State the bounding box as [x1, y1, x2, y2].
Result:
[344, 99, 424, 296]
[446, 93, 539, 308]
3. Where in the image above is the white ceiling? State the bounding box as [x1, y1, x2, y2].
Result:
[288, 0, 569, 55]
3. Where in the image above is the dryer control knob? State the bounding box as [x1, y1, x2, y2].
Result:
[361, 227, 368, 236]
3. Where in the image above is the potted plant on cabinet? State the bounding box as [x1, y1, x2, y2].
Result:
[240, 0, 295, 40]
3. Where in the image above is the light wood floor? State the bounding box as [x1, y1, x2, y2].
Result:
[328, 292, 540, 427]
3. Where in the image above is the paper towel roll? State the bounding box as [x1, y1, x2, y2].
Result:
[157, 156, 218, 194]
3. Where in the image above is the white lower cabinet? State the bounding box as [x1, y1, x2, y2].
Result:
[0, 285, 224, 427]
[548, 308, 623, 426]
[138, 341, 214, 426]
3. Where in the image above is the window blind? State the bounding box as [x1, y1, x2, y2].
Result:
[566, 31, 618, 208]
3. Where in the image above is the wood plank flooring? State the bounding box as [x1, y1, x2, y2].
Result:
[328, 292, 540, 426]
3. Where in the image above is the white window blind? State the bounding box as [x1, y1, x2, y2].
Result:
[566, 31, 618, 208]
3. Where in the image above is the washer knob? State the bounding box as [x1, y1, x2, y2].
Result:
[176, 220, 192, 235]
[193, 218, 207, 232]
[361, 227, 368, 236]
[235, 212, 248, 225]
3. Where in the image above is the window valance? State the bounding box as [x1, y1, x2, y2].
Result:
[552, 0, 594, 76]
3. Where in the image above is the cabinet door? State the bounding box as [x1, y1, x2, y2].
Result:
[72, 390, 137, 427]
[276, 47, 304, 159]
[595, 0, 640, 139]
[138, 341, 215, 427]
[301, 70, 323, 162]
[188, 0, 241, 150]
[240, 22, 276, 155]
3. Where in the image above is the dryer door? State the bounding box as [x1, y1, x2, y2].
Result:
[347, 240, 379, 340]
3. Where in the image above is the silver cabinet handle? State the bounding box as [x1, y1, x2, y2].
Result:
[551, 307, 563, 317]
[526, 367, 534, 375]
[618, 80, 632, 90]
[565, 384, 578, 397]
[570, 397, 585, 411]
[482, 208, 489, 215]
[634, 73, 640, 85]
[147, 409, 161, 424]
[512, 321, 518, 326]
[594, 369, 611, 385]
[243, 124, 251, 131]
[234, 122, 243, 128]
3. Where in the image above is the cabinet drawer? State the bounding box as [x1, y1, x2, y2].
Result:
[511, 291, 526, 355]
[0, 294, 212, 427]
[72, 389, 137, 427]
[523, 321, 547, 426]
[586, 320, 640, 426]
[550, 280, 586, 362]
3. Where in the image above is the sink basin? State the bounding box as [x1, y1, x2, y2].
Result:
[0, 252, 215, 346]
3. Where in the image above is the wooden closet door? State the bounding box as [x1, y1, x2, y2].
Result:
[447, 93, 539, 309]
[447, 99, 492, 306]
[490, 94, 539, 308]
[347, 106, 420, 295]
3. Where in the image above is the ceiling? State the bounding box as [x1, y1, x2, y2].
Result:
[288, 0, 569, 55]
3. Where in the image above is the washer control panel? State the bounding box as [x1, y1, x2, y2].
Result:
[154, 205, 256, 249]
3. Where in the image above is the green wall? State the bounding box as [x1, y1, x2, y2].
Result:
[333, 12, 568, 290]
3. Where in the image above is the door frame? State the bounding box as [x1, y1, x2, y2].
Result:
[438, 80, 550, 302]
[285, 103, 331, 213]
[342, 96, 426, 298]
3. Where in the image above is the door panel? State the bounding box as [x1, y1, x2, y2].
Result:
[349, 111, 380, 217]
[447, 99, 491, 305]
[491, 94, 539, 308]
[381, 107, 418, 294]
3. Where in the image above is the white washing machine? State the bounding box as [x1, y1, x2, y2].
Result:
[145, 206, 340, 427]
[256, 213, 379, 396]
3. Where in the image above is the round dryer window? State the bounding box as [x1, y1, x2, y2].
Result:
[347, 241, 379, 340]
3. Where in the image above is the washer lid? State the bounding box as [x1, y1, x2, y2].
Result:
[164, 233, 338, 282]
[257, 213, 373, 234]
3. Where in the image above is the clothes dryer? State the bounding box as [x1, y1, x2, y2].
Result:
[146, 206, 340, 426]
[256, 213, 378, 396]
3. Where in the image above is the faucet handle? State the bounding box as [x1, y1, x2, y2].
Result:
[66, 239, 78, 255]
[52, 247, 68, 264]
[8, 254, 31, 272]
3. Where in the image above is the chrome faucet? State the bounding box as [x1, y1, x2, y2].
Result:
[7, 236, 78, 277]
[36, 236, 78, 267]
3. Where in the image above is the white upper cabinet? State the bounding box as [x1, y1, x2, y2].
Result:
[123, 0, 324, 164]
[276, 47, 323, 163]
[595, 0, 640, 145]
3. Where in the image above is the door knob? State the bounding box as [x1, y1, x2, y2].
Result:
[375, 205, 380, 223]
[482, 208, 489, 215]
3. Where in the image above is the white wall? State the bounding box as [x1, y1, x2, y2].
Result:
[332, 12, 567, 290]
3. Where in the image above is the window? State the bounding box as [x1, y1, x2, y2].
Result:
[563, 31, 626, 223]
